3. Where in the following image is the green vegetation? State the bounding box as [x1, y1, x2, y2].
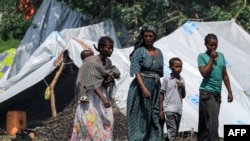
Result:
[0, 38, 20, 53]
[0, 0, 249, 51]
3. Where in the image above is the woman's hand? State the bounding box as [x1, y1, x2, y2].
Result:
[102, 98, 111, 108]
[141, 87, 151, 99]
[94, 87, 111, 108]
[104, 74, 114, 83]
[159, 110, 165, 120]
[135, 74, 151, 99]
[228, 92, 233, 102]
[210, 50, 218, 59]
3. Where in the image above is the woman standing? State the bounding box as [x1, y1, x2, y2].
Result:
[197, 33, 233, 141]
[127, 25, 164, 141]
[71, 36, 120, 141]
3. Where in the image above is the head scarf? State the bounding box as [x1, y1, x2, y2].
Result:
[129, 25, 157, 60]
[142, 25, 156, 35]
[134, 25, 157, 48]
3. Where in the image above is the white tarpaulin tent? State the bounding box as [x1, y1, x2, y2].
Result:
[0, 20, 250, 138]
[153, 20, 250, 137]
[8, 0, 91, 79]
[0, 20, 120, 91]
[0, 19, 122, 127]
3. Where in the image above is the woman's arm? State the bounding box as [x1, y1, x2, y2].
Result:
[198, 57, 214, 78]
[135, 73, 151, 99]
[159, 92, 165, 120]
[94, 87, 111, 108]
[198, 50, 217, 78]
[223, 67, 233, 102]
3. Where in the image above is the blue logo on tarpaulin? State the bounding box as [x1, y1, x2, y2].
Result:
[187, 93, 199, 105]
[182, 21, 199, 35]
[236, 120, 246, 124]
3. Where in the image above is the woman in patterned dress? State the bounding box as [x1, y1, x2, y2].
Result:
[71, 36, 120, 141]
[127, 25, 164, 141]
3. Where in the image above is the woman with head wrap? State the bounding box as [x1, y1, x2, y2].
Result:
[71, 36, 120, 141]
[127, 25, 164, 141]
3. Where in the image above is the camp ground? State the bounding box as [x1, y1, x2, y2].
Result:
[0, 0, 250, 138]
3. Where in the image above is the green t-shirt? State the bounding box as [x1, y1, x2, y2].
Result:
[197, 52, 225, 94]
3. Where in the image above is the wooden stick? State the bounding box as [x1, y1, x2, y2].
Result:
[191, 128, 194, 140]
[50, 61, 65, 117]
[49, 38, 89, 117]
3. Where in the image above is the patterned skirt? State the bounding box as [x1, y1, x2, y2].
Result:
[71, 87, 114, 141]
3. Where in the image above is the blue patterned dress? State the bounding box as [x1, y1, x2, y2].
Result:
[127, 47, 164, 141]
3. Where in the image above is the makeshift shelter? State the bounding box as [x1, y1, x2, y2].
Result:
[0, 19, 122, 128]
[8, 0, 91, 79]
[0, 0, 121, 132]
[0, 19, 250, 139]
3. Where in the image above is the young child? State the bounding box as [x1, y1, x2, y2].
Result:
[76, 47, 120, 103]
[159, 57, 186, 141]
[76, 49, 94, 102]
[80, 49, 94, 60]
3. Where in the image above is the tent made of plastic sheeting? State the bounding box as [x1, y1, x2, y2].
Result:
[0, 48, 16, 79]
[60, 19, 122, 49]
[0, 20, 250, 138]
[112, 21, 250, 138]
[0, 19, 123, 128]
[0, 20, 121, 91]
[8, 0, 91, 79]
[0, 38, 127, 128]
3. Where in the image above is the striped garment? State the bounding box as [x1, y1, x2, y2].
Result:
[76, 55, 120, 99]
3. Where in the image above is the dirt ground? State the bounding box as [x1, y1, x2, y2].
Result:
[32, 100, 128, 141]
[0, 100, 223, 141]
[0, 100, 128, 141]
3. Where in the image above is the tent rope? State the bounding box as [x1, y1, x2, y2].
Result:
[43, 79, 49, 87]
[63, 62, 74, 65]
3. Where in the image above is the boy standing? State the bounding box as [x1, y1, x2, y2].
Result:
[159, 57, 186, 141]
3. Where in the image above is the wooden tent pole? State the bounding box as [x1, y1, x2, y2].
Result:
[50, 58, 65, 117]
[48, 38, 89, 117]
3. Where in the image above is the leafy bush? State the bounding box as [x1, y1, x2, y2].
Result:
[0, 38, 20, 53]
